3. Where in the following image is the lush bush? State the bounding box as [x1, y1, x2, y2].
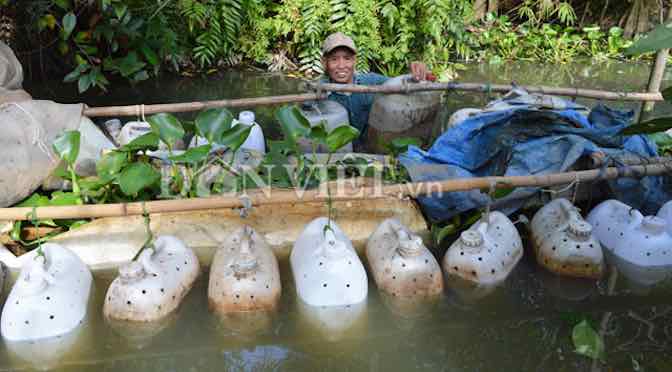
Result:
[0, 0, 654, 92]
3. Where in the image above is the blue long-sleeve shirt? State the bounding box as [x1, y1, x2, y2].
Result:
[323, 72, 388, 138]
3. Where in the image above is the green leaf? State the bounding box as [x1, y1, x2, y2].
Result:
[54, 0, 70, 10]
[113, 3, 128, 19]
[219, 124, 252, 153]
[625, 22, 672, 55]
[493, 187, 515, 199]
[432, 223, 457, 245]
[49, 191, 81, 206]
[572, 320, 604, 360]
[118, 162, 160, 196]
[147, 113, 184, 150]
[63, 63, 88, 83]
[195, 108, 233, 143]
[621, 118, 672, 135]
[141, 45, 159, 66]
[96, 151, 128, 181]
[309, 121, 328, 144]
[388, 137, 422, 156]
[118, 132, 160, 152]
[168, 145, 211, 163]
[62, 12, 76, 40]
[16, 193, 51, 208]
[275, 105, 311, 147]
[326, 126, 359, 153]
[114, 52, 146, 78]
[52, 130, 81, 165]
[132, 70, 149, 82]
[78, 73, 93, 93]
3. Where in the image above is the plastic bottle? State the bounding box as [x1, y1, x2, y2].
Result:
[236, 111, 266, 154]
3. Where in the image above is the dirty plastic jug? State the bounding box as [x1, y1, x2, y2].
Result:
[366, 218, 443, 298]
[103, 235, 200, 322]
[442, 211, 523, 285]
[106, 312, 177, 350]
[215, 311, 275, 338]
[367, 75, 442, 153]
[290, 217, 367, 307]
[208, 226, 281, 314]
[530, 198, 604, 279]
[1, 243, 92, 341]
[299, 100, 353, 153]
[587, 199, 672, 285]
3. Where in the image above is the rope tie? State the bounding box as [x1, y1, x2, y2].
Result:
[10, 102, 54, 161]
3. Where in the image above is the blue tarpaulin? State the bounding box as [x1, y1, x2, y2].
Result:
[399, 89, 671, 222]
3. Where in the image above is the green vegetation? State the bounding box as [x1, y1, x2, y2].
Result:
[1, 0, 662, 92]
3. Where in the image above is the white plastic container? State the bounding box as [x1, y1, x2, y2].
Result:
[366, 218, 443, 298]
[103, 235, 200, 322]
[1, 244, 92, 342]
[442, 211, 523, 285]
[530, 198, 603, 279]
[236, 111, 266, 154]
[208, 226, 281, 314]
[299, 100, 353, 153]
[290, 217, 367, 307]
[587, 199, 672, 285]
[190, 111, 265, 154]
[297, 299, 366, 342]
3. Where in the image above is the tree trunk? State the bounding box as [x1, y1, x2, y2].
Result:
[624, 0, 655, 39]
[487, 0, 498, 14]
[474, 0, 488, 21]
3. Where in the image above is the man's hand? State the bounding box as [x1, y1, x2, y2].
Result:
[410, 61, 430, 82]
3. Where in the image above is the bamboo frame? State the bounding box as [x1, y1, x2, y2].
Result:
[1, 162, 670, 221]
[82, 82, 663, 118]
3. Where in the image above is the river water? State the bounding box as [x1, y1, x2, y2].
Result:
[5, 60, 672, 371]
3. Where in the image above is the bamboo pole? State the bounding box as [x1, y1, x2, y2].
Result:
[639, 7, 672, 116]
[83, 92, 326, 117]
[81, 83, 663, 118]
[1, 162, 670, 221]
[308, 82, 664, 102]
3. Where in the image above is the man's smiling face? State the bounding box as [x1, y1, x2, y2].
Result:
[323, 47, 356, 84]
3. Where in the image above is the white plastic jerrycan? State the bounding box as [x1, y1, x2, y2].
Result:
[103, 235, 200, 322]
[290, 217, 367, 307]
[208, 226, 281, 314]
[366, 218, 443, 298]
[236, 111, 266, 154]
[442, 211, 523, 285]
[587, 200, 672, 285]
[1, 243, 93, 342]
[4, 322, 86, 371]
[530, 198, 604, 279]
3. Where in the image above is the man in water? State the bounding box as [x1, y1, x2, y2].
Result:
[320, 32, 431, 142]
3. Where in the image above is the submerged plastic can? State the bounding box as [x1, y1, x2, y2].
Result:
[290, 217, 367, 307]
[588, 199, 672, 285]
[530, 198, 603, 279]
[367, 75, 442, 153]
[1, 244, 92, 341]
[443, 211, 523, 286]
[366, 218, 443, 298]
[103, 235, 200, 322]
[208, 226, 281, 314]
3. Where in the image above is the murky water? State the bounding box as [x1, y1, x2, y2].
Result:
[8, 60, 672, 371]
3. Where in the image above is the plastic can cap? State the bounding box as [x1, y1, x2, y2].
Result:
[239, 111, 255, 125]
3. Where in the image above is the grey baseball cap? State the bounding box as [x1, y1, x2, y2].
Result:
[322, 32, 357, 56]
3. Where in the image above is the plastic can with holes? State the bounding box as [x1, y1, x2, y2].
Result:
[208, 226, 281, 314]
[290, 217, 367, 307]
[442, 211, 523, 286]
[531, 198, 603, 279]
[588, 199, 672, 285]
[103, 235, 200, 322]
[366, 218, 443, 299]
